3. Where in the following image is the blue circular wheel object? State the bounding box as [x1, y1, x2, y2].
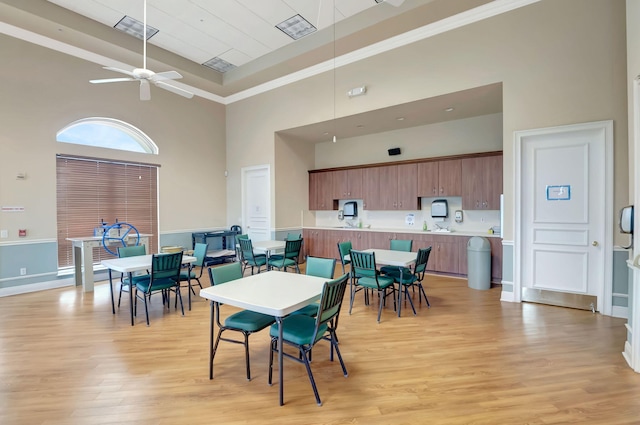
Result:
[102, 222, 140, 256]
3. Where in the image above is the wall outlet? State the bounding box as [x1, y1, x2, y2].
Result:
[0, 230, 7, 238]
[20, 268, 27, 276]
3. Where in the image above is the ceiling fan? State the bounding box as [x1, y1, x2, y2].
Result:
[89, 0, 193, 101]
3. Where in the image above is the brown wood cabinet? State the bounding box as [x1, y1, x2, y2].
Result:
[417, 159, 461, 197]
[304, 229, 502, 282]
[308, 171, 334, 210]
[461, 155, 503, 210]
[332, 169, 363, 200]
[362, 164, 417, 210]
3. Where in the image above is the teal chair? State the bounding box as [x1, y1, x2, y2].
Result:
[384, 247, 432, 316]
[285, 232, 302, 241]
[380, 239, 413, 275]
[177, 242, 208, 310]
[268, 238, 303, 273]
[290, 257, 336, 317]
[117, 244, 147, 308]
[235, 234, 250, 273]
[134, 252, 184, 326]
[238, 238, 267, 274]
[337, 241, 352, 275]
[349, 250, 397, 323]
[267, 273, 350, 406]
[207, 262, 275, 380]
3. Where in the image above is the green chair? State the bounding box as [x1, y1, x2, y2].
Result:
[207, 262, 275, 380]
[337, 241, 352, 275]
[235, 234, 250, 273]
[380, 239, 413, 275]
[177, 242, 208, 310]
[285, 232, 302, 241]
[384, 247, 432, 316]
[349, 250, 397, 323]
[238, 238, 267, 274]
[268, 238, 303, 273]
[134, 252, 184, 326]
[267, 273, 350, 406]
[290, 256, 336, 317]
[117, 244, 147, 308]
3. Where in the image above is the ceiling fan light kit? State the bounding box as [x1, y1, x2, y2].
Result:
[89, 0, 194, 101]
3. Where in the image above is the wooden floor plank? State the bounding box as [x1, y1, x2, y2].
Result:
[1, 266, 640, 424]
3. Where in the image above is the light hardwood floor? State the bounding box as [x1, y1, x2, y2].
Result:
[2, 266, 640, 425]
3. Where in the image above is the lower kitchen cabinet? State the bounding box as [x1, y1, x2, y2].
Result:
[303, 229, 501, 281]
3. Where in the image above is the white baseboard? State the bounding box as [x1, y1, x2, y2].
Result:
[0, 278, 75, 297]
[611, 305, 628, 319]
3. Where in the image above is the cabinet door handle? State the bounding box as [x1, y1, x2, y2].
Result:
[440, 187, 444, 193]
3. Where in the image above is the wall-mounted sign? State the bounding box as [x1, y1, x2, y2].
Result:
[1, 206, 25, 212]
[546, 185, 571, 201]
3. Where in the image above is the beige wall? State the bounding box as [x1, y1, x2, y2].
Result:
[225, 0, 629, 243]
[628, 0, 640, 202]
[314, 113, 503, 169]
[0, 35, 227, 241]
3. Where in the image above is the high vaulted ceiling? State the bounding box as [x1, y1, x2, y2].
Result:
[0, 0, 525, 141]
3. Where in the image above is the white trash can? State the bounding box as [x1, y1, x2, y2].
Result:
[467, 236, 491, 290]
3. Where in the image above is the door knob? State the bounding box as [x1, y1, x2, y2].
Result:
[592, 241, 599, 246]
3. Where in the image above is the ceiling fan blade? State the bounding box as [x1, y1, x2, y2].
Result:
[151, 70, 182, 81]
[90, 77, 136, 84]
[140, 80, 151, 101]
[155, 80, 194, 99]
[103, 66, 137, 78]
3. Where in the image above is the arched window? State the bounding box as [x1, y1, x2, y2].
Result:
[56, 117, 158, 154]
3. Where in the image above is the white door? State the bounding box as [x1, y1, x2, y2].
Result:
[516, 121, 612, 313]
[242, 165, 270, 242]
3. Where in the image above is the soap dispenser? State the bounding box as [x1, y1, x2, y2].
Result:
[423, 221, 428, 231]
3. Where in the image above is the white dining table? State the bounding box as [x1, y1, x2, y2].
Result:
[346, 248, 417, 317]
[252, 240, 286, 269]
[101, 253, 196, 326]
[199, 270, 327, 406]
[67, 234, 152, 292]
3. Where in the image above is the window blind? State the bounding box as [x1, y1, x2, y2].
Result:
[56, 155, 159, 268]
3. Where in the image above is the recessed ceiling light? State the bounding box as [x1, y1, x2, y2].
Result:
[276, 15, 316, 40]
[114, 15, 158, 40]
[323, 132, 329, 135]
[357, 124, 364, 128]
[203, 57, 236, 73]
[396, 117, 405, 121]
[445, 107, 455, 112]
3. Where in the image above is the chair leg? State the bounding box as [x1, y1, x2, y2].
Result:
[243, 332, 251, 381]
[144, 294, 150, 326]
[405, 285, 416, 315]
[268, 337, 276, 385]
[301, 347, 322, 406]
[418, 283, 430, 307]
[348, 281, 356, 315]
[330, 330, 348, 377]
[377, 290, 384, 323]
[176, 285, 184, 316]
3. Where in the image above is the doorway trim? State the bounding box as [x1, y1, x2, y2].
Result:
[513, 120, 614, 314]
[241, 164, 271, 240]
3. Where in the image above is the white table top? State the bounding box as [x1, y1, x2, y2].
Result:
[346, 249, 416, 267]
[199, 271, 326, 317]
[252, 240, 286, 253]
[101, 254, 196, 273]
[68, 234, 153, 242]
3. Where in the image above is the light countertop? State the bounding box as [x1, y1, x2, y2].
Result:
[305, 226, 501, 238]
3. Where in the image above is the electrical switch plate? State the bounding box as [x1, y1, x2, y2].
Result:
[0, 230, 7, 238]
[20, 268, 26, 276]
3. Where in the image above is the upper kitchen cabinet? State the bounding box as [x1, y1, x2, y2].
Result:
[309, 171, 335, 210]
[418, 159, 461, 197]
[364, 164, 417, 210]
[461, 154, 503, 210]
[332, 168, 363, 200]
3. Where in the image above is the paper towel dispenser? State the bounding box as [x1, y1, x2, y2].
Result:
[431, 199, 448, 218]
[620, 205, 633, 234]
